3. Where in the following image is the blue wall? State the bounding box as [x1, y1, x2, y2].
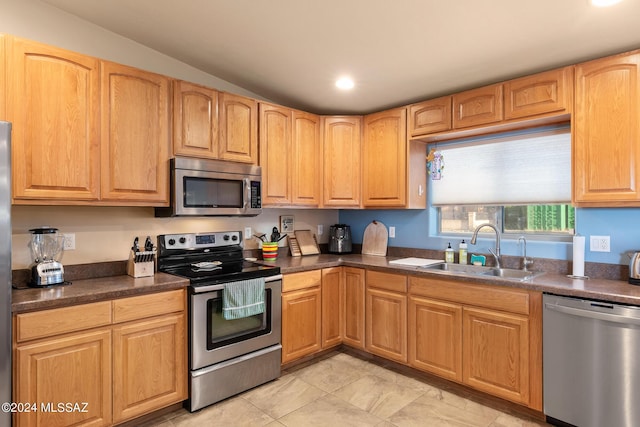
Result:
[340, 207, 640, 265]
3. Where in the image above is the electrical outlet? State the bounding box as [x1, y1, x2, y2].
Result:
[590, 235, 610, 252]
[317, 224, 324, 236]
[244, 227, 252, 240]
[389, 226, 396, 238]
[63, 233, 75, 250]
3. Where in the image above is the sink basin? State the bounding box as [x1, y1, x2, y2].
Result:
[422, 262, 541, 282]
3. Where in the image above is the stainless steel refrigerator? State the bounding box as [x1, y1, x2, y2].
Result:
[0, 121, 11, 427]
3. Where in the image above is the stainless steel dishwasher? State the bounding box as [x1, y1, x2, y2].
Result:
[543, 294, 640, 427]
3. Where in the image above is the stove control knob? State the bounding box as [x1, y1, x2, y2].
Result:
[231, 235, 238, 241]
[223, 235, 230, 241]
[168, 238, 176, 246]
[179, 237, 187, 244]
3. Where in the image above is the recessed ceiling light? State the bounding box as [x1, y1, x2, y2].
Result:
[591, 0, 622, 7]
[335, 77, 355, 90]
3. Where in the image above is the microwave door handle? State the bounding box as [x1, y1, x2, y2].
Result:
[243, 178, 250, 211]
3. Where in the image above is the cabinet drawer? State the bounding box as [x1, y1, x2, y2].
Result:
[113, 289, 185, 324]
[282, 270, 321, 292]
[409, 276, 530, 315]
[366, 270, 407, 293]
[16, 301, 112, 342]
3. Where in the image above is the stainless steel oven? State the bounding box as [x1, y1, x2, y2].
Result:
[190, 276, 281, 411]
[155, 157, 262, 217]
[157, 231, 282, 412]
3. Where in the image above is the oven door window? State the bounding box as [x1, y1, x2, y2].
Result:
[206, 289, 272, 350]
[183, 176, 243, 208]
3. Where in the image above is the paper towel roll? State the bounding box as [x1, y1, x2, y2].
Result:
[573, 235, 585, 277]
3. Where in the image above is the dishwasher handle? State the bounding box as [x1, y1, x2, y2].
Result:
[545, 302, 640, 326]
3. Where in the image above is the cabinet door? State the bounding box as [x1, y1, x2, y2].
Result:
[342, 267, 365, 349]
[322, 116, 362, 207]
[259, 103, 292, 205]
[112, 313, 187, 423]
[101, 61, 170, 204]
[504, 67, 573, 120]
[362, 107, 407, 207]
[0, 35, 6, 121]
[321, 267, 343, 348]
[292, 110, 322, 206]
[463, 307, 530, 405]
[408, 296, 462, 382]
[219, 92, 258, 164]
[409, 96, 452, 137]
[8, 37, 101, 201]
[574, 52, 640, 205]
[281, 287, 322, 363]
[173, 80, 219, 158]
[453, 84, 503, 129]
[15, 329, 112, 427]
[366, 287, 407, 363]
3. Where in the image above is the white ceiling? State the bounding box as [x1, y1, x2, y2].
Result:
[42, 0, 640, 114]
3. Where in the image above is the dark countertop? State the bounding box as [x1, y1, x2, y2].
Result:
[12, 272, 189, 314]
[13, 253, 640, 313]
[271, 254, 640, 306]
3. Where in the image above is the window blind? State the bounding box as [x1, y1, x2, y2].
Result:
[431, 126, 571, 206]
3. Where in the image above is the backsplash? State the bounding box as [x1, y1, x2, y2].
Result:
[11, 205, 338, 269]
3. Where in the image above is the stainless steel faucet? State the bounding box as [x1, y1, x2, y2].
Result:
[518, 236, 534, 271]
[470, 223, 501, 268]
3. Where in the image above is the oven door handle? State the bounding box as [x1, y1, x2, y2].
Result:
[191, 274, 283, 294]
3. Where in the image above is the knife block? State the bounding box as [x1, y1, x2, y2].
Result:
[127, 250, 155, 278]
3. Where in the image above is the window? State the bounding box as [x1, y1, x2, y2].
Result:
[439, 204, 575, 235]
[432, 125, 574, 237]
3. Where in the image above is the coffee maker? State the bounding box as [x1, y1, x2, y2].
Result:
[29, 227, 65, 287]
[328, 224, 352, 254]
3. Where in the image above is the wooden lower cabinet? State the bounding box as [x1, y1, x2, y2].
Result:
[112, 313, 186, 424]
[13, 290, 187, 427]
[342, 267, 365, 349]
[409, 276, 542, 410]
[281, 286, 322, 363]
[408, 296, 462, 382]
[463, 307, 530, 405]
[365, 271, 408, 363]
[321, 268, 343, 349]
[14, 329, 112, 427]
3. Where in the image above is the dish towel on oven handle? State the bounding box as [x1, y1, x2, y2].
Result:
[222, 278, 266, 320]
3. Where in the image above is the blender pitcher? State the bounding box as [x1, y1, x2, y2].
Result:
[29, 227, 65, 286]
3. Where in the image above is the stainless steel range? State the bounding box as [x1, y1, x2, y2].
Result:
[157, 231, 282, 412]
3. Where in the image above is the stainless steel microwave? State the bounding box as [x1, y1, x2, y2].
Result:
[155, 157, 262, 217]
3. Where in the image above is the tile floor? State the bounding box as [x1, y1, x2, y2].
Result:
[142, 352, 549, 427]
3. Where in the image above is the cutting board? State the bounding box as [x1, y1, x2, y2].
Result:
[294, 230, 320, 255]
[361, 221, 388, 256]
[388, 257, 444, 267]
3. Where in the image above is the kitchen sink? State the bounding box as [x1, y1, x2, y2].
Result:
[422, 262, 541, 282]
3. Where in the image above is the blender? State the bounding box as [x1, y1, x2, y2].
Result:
[29, 227, 65, 287]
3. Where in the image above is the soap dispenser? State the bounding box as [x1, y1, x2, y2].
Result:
[445, 242, 455, 263]
[459, 240, 468, 264]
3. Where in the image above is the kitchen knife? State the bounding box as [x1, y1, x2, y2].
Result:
[144, 236, 153, 262]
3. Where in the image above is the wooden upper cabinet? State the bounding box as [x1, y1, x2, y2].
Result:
[409, 95, 452, 137]
[259, 103, 292, 205]
[362, 107, 407, 207]
[101, 61, 170, 204]
[0, 35, 6, 121]
[453, 84, 503, 129]
[173, 80, 219, 159]
[574, 51, 640, 205]
[504, 66, 573, 120]
[292, 110, 322, 206]
[219, 92, 258, 164]
[8, 37, 101, 202]
[322, 116, 362, 207]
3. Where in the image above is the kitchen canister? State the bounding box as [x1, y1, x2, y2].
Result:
[261, 242, 279, 261]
